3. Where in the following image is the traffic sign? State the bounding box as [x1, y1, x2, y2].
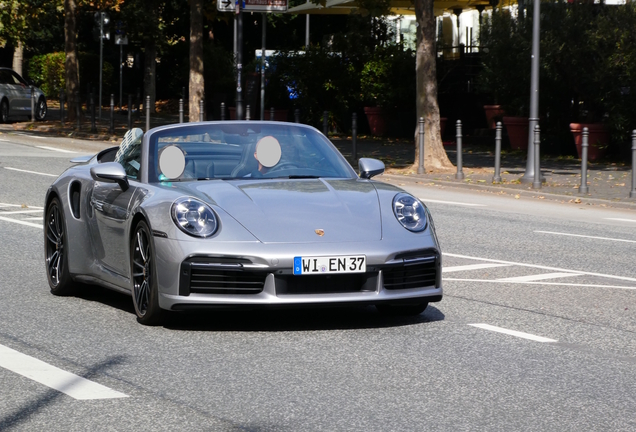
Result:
[217, 0, 287, 13]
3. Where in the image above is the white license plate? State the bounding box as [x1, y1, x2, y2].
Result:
[293, 255, 366, 275]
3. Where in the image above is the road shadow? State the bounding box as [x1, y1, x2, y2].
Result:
[0, 355, 126, 431]
[74, 284, 135, 315]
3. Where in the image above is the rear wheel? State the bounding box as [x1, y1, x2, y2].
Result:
[376, 302, 428, 316]
[35, 97, 47, 121]
[45, 198, 76, 295]
[0, 99, 8, 123]
[131, 221, 164, 325]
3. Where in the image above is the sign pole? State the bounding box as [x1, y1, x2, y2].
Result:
[99, 13, 104, 120]
[236, 0, 243, 121]
[261, 13, 266, 121]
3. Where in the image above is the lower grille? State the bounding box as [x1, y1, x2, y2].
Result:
[383, 255, 438, 290]
[276, 273, 378, 295]
[179, 258, 267, 296]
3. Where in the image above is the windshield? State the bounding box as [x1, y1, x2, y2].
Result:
[148, 123, 355, 182]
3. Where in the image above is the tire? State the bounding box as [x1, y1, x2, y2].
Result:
[0, 99, 8, 123]
[131, 220, 164, 325]
[35, 97, 47, 121]
[376, 302, 428, 316]
[45, 197, 76, 295]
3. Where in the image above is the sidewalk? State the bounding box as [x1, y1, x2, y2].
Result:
[4, 109, 635, 210]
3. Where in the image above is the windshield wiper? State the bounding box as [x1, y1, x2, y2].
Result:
[286, 175, 320, 179]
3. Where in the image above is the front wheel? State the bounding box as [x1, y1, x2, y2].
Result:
[376, 302, 428, 316]
[0, 99, 9, 123]
[35, 97, 47, 121]
[131, 221, 164, 325]
[45, 198, 76, 295]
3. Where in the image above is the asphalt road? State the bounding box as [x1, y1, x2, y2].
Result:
[0, 132, 635, 431]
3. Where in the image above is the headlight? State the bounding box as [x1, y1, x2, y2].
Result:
[171, 197, 218, 237]
[393, 193, 427, 232]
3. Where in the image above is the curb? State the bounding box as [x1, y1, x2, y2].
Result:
[382, 173, 636, 211]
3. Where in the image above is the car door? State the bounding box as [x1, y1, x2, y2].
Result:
[89, 132, 143, 277]
[6, 70, 31, 114]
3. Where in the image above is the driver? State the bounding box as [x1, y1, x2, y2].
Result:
[246, 135, 282, 177]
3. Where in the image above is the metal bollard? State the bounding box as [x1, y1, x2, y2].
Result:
[127, 95, 132, 130]
[352, 113, 358, 162]
[75, 91, 81, 130]
[109, 94, 115, 135]
[493, 121, 502, 182]
[30, 86, 35, 121]
[60, 91, 65, 125]
[323, 111, 328, 135]
[145, 95, 150, 132]
[270, 107, 275, 121]
[532, 125, 541, 189]
[417, 117, 425, 174]
[179, 99, 184, 123]
[579, 127, 589, 194]
[455, 120, 464, 179]
[631, 130, 636, 198]
[90, 93, 96, 133]
[199, 99, 204, 122]
[246, 105, 251, 121]
[294, 109, 300, 123]
[135, 89, 141, 120]
[221, 102, 226, 121]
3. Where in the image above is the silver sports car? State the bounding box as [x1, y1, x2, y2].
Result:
[45, 122, 442, 325]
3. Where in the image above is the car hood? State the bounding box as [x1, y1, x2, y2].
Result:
[180, 178, 382, 243]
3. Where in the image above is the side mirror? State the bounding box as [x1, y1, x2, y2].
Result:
[90, 162, 129, 191]
[358, 158, 385, 179]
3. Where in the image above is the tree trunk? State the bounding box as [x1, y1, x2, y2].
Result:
[189, 0, 204, 122]
[12, 41, 23, 76]
[144, 40, 156, 113]
[414, 0, 453, 171]
[64, 0, 80, 121]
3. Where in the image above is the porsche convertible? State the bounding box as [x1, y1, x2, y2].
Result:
[44, 122, 442, 325]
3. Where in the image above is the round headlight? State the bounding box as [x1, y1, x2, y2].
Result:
[392, 193, 427, 232]
[171, 197, 218, 237]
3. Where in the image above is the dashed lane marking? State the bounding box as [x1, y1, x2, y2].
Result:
[443, 263, 511, 273]
[535, 230, 636, 244]
[0, 209, 43, 215]
[444, 278, 636, 290]
[0, 343, 128, 400]
[36, 146, 78, 154]
[418, 198, 487, 207]
[0, 215, 43, 229]
[497, 272, 583, 282]
[469, 324, 557, 343]
[4, 167, 58, 177]
[605, 218, 636, 223]
[443, 252, 636, 283]
[0, 203, 43, 209]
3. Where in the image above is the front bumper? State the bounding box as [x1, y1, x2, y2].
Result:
[154, 237, 443, 310]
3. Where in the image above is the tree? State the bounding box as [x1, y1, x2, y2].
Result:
[414, 0, 452, 171]
[189, 0, 203, 122]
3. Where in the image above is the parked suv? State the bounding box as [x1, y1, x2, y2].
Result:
[0, 67, 47, 123]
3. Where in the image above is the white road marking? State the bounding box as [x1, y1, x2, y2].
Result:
[419, 198, 487, 207]
[23, 217, 43, 221]
[497, 272, 582, 282]
[0, 203, 43, 209]
[444, 278, 636, 290]
[0, 209, 43, 215]
[443, 263, 511, 273]
[12, 132, 46, 139]
[444, 252, 636, 283]
[604, 218, 636, 223]
[469, 324, 557, 343]
[0, 215, 43, 229]
[36, 146, 77, 154]
[0, 344, 128, 400]
[535, 230, 636, 244]
[4, 167, 58, 177]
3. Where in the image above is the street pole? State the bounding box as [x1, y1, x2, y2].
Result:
[261, 13, 266, 121]
[521, 0, 541, 183]
[99, 12, 104, 121]
[119, 44, 123, 110]
[235, 1, 243, 121]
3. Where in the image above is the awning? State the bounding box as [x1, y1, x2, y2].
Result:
[287, 0, 495, 16]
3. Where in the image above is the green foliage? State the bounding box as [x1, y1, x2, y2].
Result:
[27, 51, 113, 98]
[477, 2, 636, 151]
[360, 45, 415, 109]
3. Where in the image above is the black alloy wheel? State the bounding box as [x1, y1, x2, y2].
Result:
[45, 198, 75, 295]
[0, 100, 8, 123]
[35, 97, 47, 121]
[131, 221, 164, 325]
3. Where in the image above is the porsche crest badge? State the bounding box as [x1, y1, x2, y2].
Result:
[315, 229, 325, 236]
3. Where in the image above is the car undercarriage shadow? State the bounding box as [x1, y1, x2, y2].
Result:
[163, 304, 445, 332]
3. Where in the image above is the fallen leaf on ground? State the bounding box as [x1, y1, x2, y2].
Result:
[515, 194, 520, 199]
